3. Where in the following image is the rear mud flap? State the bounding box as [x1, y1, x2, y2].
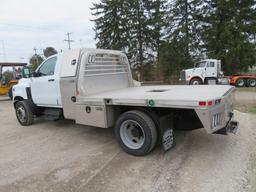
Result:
[159, 114, 175, 151]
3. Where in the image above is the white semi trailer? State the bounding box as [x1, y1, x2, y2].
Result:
[13, 49, 238, 156]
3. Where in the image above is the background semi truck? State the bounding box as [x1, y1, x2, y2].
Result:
[12, 49, 238, 156]
[180, 59, 256, 87]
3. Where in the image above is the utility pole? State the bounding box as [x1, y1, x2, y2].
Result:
[33, 47, 39, 66]
[64, 32, 74, 50]
[33, 47, 38, 55]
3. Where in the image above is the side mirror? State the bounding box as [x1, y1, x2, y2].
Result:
[22, 67, 31, 78]
[32, 72, 42, 77]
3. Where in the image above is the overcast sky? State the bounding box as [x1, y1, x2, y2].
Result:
[0, 0, 99, 63]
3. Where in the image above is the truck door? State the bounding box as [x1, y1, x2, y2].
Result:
[59, 49, 80, 120]
[31, 56, 58, 106]
[205, 61, 217, 78]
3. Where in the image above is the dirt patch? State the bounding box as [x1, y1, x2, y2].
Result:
[234, 89, 256, 113]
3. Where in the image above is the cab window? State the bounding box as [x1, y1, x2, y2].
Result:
[37, 57, 57, 76]
[207, 62, 215, 67]
[195, 62, 206, 68]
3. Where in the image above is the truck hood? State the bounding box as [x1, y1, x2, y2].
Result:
[184, 68, 204, 79]
[13, 78, 31, 88]
[184, 68, 194, 73]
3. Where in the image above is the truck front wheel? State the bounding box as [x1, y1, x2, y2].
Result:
[189, 78, 202, 85]
[15, 100, 34, 126]
[115, 110, 157, 156]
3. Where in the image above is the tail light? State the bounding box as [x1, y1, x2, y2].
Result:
[199, 99, 221, 107]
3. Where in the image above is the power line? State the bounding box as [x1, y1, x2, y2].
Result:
[64, 32, 74, 50]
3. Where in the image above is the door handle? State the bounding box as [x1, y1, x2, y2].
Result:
[71, 96, 76, 102]
[48, 79, 55, 82]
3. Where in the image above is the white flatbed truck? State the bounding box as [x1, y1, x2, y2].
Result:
[13, 49, 238, 156]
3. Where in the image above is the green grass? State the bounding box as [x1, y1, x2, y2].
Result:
[249, 107, 256, 114]
[235, 104, 256, 114]
[235, 87, 256, 92]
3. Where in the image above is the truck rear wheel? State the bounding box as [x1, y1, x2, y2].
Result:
[247, 79, 256, 87]
[15, 100, 34, 126]
[115, 110, 157, 156]
[236, 79, 246, 87]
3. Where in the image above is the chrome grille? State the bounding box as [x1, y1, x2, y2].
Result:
[180, 70, 186, 80]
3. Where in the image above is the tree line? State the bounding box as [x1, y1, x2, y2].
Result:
[92, 0, 256, 80]
[29, 47, 58, 72]
[1, 47, 57, 83]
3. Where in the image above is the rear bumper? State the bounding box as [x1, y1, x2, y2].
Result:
[196, 105, 239, 133]
[194, 86, 238, 134]
[213, 113, 239, 135]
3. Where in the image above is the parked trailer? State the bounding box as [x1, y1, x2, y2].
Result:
[13, 49, 238, 156]
[230, 75, 256, 87]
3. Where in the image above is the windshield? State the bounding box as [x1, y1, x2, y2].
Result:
[195, 62, 206, 68]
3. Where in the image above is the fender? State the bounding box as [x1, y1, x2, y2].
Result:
[12, 78, 31, 102]
[189, 76, 204, 83]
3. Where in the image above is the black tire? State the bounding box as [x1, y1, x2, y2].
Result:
[189, 78, 202, 85]
[8, 87, 13, 100]
[247, 79, 256, 87]
[15, 100, 34, 126]
[115, 110, 157, 156]
[236, 78, 246, 87]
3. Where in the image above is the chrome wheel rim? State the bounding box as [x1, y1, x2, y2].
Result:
[237, 79, 245, 87]
[249, 80, 256, 87]
[193, 81, 200, 85]
[16, 106, 27, 123]
[120, 120, 145, 149]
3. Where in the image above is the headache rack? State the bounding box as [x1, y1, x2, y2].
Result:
[84, 53, 128, 76]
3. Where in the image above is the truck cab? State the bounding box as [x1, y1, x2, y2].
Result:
[180, 59, 223, 85]
[12, 55, 62, 107]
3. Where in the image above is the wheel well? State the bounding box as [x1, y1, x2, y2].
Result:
[13, 96, 24, 106]
[118, 106, 203, 131]
[190, 77, 203, 84]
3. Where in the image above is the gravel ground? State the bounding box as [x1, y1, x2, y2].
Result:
[0, 90, 256, 192]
